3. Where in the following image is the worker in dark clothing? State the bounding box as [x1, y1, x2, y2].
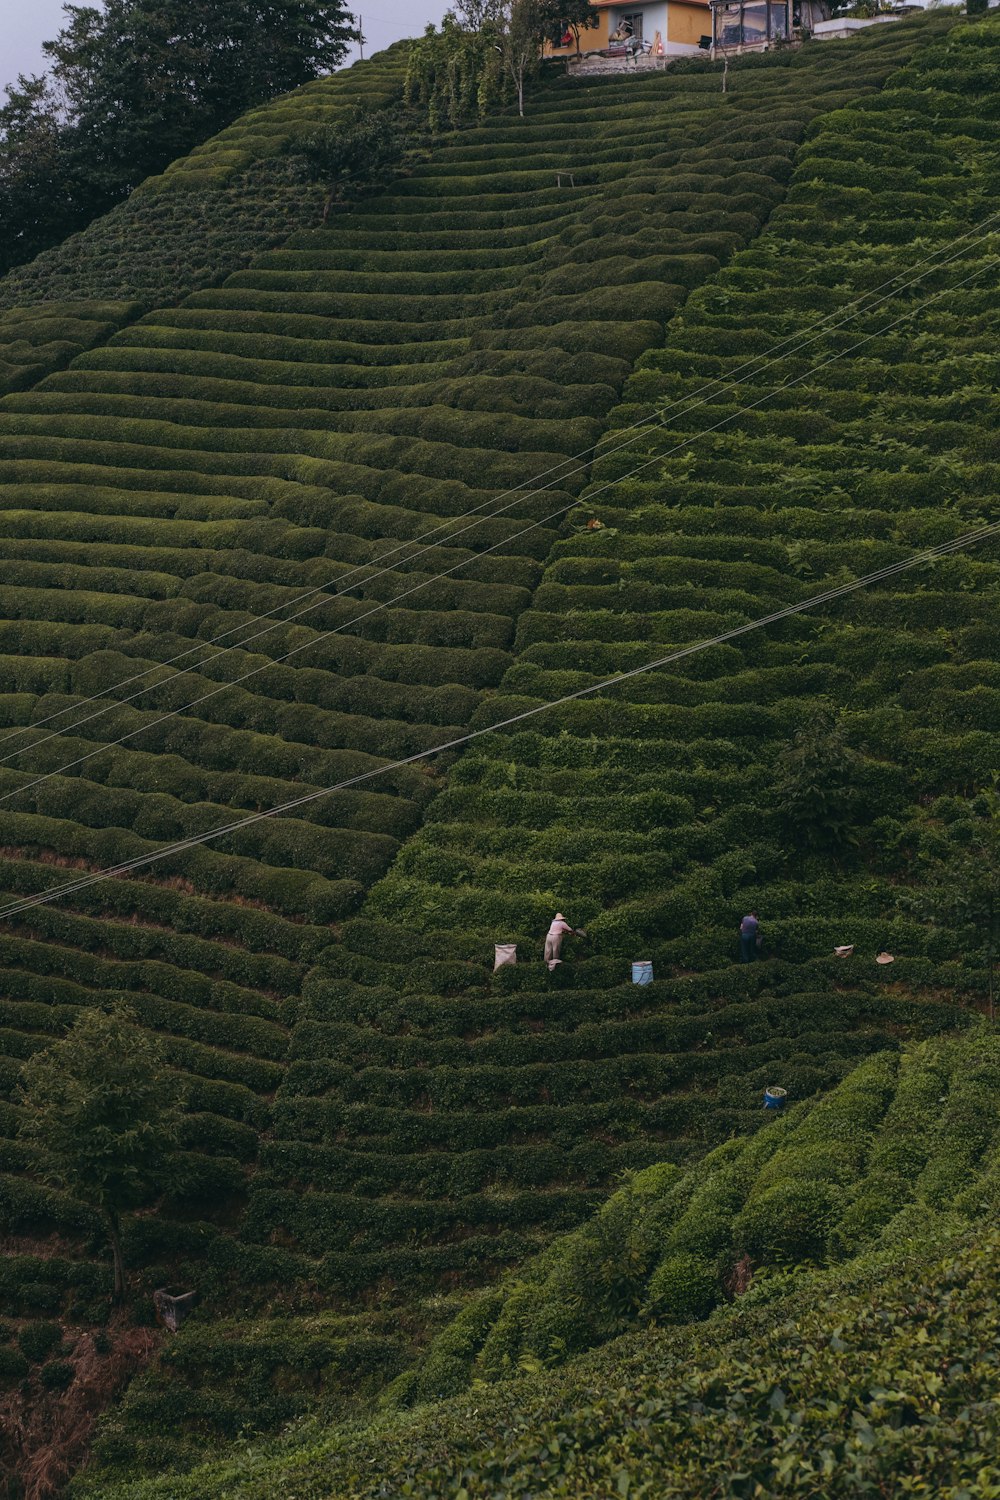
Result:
[739, 911, 760, 963]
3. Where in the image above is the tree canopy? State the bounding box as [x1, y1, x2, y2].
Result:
[289, 107, 406, 220]
[0, 0, 356, 275]
[405, 1, 597, 128]
[17, 1006, 183, 1300]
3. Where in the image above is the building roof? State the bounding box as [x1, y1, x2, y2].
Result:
[589, 1, 712, 8]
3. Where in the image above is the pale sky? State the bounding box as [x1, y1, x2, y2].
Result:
[3, 2, 448, 94]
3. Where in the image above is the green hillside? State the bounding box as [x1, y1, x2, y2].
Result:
[126, 1224, 1000, 1499]
[0, 46, 406, 395]
[86, 1026, 1000, 1497]
[1, 9, 999, 1496]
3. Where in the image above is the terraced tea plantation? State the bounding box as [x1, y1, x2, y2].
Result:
[0, 46, 406, 395]
[399, 1023, 999, 1400]
[0, 10, 997, 1495]
[376, 19, 1000, 976]
[137, 1026, 1000, 1500]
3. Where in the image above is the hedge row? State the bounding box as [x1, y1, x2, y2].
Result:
[398, 1026, 998, 1403]
[372, 17, 1000, 978]
[0, 19, 971, 1490]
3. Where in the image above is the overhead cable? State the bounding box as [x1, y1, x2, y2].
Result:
[3, 514, 1000, 923]
[1, 248, 996, 809]
[2, 208, 997, 763]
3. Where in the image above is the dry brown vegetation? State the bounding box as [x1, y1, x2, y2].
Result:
[0, 1319, 158, 1500]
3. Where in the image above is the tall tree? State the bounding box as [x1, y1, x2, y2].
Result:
[404, 15, 505, 131]
[0, 0, 356, 274]
[406, 1, 592, 129]
[453, 0, 509, 24]
[503, 0, 544, 116]
[289, 107, 405, 221]
[537, 1, 600, 55]
[0, 76, 84, 275]
[18, 1006, 183, 1302]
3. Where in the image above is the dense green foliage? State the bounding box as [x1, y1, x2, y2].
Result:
[2, 11, 1000, 1495]
[288, 109, 407, 220]
[404, 16, 509, 130]
[0, 48, 407, 394]
[0, 0, 355, 274]
[126, 1223, 1000, 1499]
[399, 1027, 999, 1400]
[18, 1006, 183, 1300]
[86, 1030, 1000, 1497]
[370, 15, 1000, 979]
[403, 3, 599, 131]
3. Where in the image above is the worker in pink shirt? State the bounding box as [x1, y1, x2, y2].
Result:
[544, 913, 584, 970]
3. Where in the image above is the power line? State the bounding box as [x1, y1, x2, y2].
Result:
[2, 199, 996, 768]
[3, 515, 1000, 924]
[1, 243, 996, 809]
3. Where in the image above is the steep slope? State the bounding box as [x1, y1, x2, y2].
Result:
[77, 1027, 1000, 1499]
[0, 47, 407, 394]
[370, 16, 1000, 973]
[400, 1025, 1000, 1399]
[173, 1228, 1000, 1499]
[0, 12, 988, 1494]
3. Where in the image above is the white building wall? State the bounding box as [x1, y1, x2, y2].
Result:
[608, 3, 670, 47]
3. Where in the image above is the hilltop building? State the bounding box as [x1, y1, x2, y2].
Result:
[546, 0, 828, 59]
[548, 1, 713, 58]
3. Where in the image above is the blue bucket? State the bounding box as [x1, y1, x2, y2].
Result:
[763, 1086, 787, 1111]
[631, 960, 653, 986]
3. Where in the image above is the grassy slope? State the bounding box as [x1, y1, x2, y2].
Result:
[370, 14, 1000, 974]
[0, 48, 407, 394]
[79, 1027, 1000, 1498]
[0, 9, 993, 1492]
[169, 1226, 1000, 1498]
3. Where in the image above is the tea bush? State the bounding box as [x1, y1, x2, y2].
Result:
[2, 13, 991, 1493]
[399, 1029, 997, 1397]
[143, 1219, 1000, 1500]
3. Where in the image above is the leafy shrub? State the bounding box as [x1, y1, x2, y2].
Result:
[732, 1179, 838, 1266]
[644, 1252, 718, 1322]
[16, 1320, 63, 1361]
[0, 1345, 29, 1386]
[39, 1358, 75, 1390]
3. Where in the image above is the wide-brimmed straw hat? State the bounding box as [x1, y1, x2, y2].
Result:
[875, 951, 895, 965]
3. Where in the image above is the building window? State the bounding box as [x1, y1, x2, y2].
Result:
[622, 11, 645, 39]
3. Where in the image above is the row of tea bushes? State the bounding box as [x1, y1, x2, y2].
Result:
[366, 15, 1000, 980]
[397, 1024, 995, 1401]
[0, 19, 968, 1491]
[145, 1039, 1000, 1500]
[0, 302, 141, 398]
[87, 958, 962, 1482]
[154, 45, 408, 192]
[108, 19, 971, 1464]
[0, 45, 408, 392]
[89, 1218, 1000, 1500]
[0, 160, 328, 393]
[85, 1309, 411, 1484]
[0, 41, 909, 947]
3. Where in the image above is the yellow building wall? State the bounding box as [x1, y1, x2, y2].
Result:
[544, 5, 712, 56]
[668, 2, 713, 44]
[545, 12, 611, 56]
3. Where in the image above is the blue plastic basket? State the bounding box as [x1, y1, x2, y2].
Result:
[631, 960, 653, 986]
